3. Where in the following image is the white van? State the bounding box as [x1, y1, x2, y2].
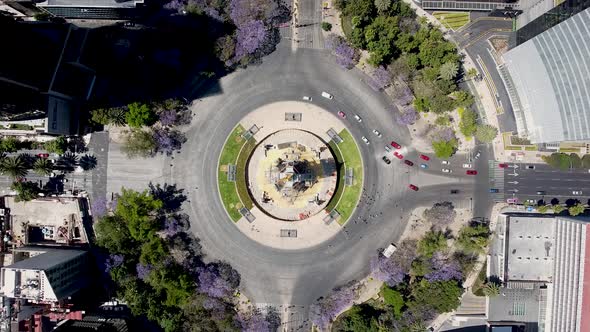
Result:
[321, 91, 333, 99]
[382, 243, 397, 258]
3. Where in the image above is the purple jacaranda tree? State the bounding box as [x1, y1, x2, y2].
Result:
[136, 263, 153, 280]
[152, 128, 186, 156]
[396, 107, 419, 125]
[229, 0, 259, 27]
[401, 305, 436, 328]
[105, 254, 124, 273]
[159, 109, 177, 127]
[164, 0, 184, 11]
[91, 196, 108, 219]
[433, 127, 455, 142]
[394, 84, 415, 105]
[197, 264, 234, 298]
[203, 297, 229, 320]
[368, 66, 392, 91]
[370, 254, 406, 287]
[310, 285, 356, 329]
[163, 217, 183, 237]
[237, 310, 271, 332]
[425, 251, 463, 282]
[325, 34, 359, 69]
[235, 20, 267, 58]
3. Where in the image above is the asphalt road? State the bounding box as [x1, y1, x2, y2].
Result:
[501, 163, 590, 204]
[169, 39, 494, 321]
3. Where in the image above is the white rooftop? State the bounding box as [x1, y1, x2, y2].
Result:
[506, 216, 555, 281]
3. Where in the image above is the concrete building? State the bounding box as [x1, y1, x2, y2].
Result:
[501, 7, 590, 143]
[417, 0, 518, 11]
[487, 213, 590, 332]
[34, 0, 147, 19]
[0, 247, 89, 304]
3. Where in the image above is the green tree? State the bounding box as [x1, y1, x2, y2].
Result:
[343, 0, 375, 24]
[122, 129, 157, 158]
[475, 124, 498, 143]
[0, 137, 20, 153]
[459, 108, 477, 137]
[582, 154, 590, 168]
[115, 188, 163, 241]
[552, 204, 565, 213]
[418, 230, 448, 257]
[91, 108, 111, 125]
[44, 136, 67, 154]
[33, 158, 53, 176]
[126, 102, 156, 128]
[95, 215, 138, 255]
[0, 155, 28, 178]
[321, 22, 332, 31]
[364, 16, 400, 66]
[374, 0, 391, 13]
[140, 236, 168, 266]
[457, 225, 490, 254]
[482, 282, 500, 297]
[453, 90, 474, 108]
[569, 153, 582, 168]
[432, 139, 457, 158]
[333, 304, 381, 332]
[568, 203, 585, 216]
[10, 181, 40, 202]
[439, 61, 459, 81]
[435, 116, 450, 126]
[537, 205, 549, 213]
[382, 286, 404, 319]
[409, 279, 462, 313]
[466, 67, 478, 79]
[542, 153, 571, 170]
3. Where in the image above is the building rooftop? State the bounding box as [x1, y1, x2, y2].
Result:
[488, 283, 545, 331]
[505, 216, 555, 281]
[38, 0, 143, 8]
[5, 248, 86, 271]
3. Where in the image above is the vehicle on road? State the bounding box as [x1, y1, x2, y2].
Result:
[526, 199, 536, 204]
[450, 189, 459, 194]
[442, 168, 451, 173]
[536, 191, 546, 195]
[507, 198, 518, 204]
[489, 188, 499, 193]
[321, 92, 333, 99]
[404, 160, 413, 166]
[382, 243, 397, 258]
[37, 153, 49, 158]
[462, 163, 472, 168]
[573, 190, 583, 195]
[354, 114, 362, 122]
[372, 129, 382, 138]
[466, 170, 477, 175]
[420, 164, 428, 169]
[441, 160, 450, 165]
[499, 163, 508, 168]
[361, 136, 370, 145]
[474, 151, 481, 159]
[382, 156, 391, 165]
[338, 111, 346, 118]
[394, 151, 403, 159]
[302, 96, 312, 101]
[408, 184, 419, 191]
[419, 154, 430, 161]
[526, 165, 535, 170]
[384, 145, 391, 152]
[390, 141, 401, 149]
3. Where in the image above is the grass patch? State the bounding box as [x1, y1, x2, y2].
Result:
[433, 12, 470, 30]
[559, 148, 581, 153]
[7, 124, 34, 130]
[472, 262, 487, 297]
[236, 139, 256, 209]
[505, 146, 523, 150]
[524, 146, 537, 151]
[218, 125, 247, 222]
[327, 129, 363, 225]
[341, 14, 353, 39]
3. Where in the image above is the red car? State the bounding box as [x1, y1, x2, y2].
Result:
[408, 184, 419, 191]
[466, 170, 478, 175]
[404, 160, 413, 166]
[37, 153, 49, 158]
[393, 151, 404, 159]
[338, 111, 346, 118]
[499, 163, 508, 168]
[390, 141, 401, 149]
[419, 154, 430, 161]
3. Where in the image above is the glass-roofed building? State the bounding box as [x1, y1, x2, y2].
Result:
[502, 7, 590, 144]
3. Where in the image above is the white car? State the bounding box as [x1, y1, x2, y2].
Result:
[474, 151, 481, 159]
[441, 160, 450, 165]
[384, 146, 391, 152]
[462, 163, 472, 168]
[354, 114, 362, 122]
[361, 136, 370, 145]
[573, 191, 583, 195]
[382, 243, 397, 258]
[442, 168, 452, 173]
[321, 91, 333, 99]
[526, 199, 536, 204]
[372, 129, 382, 138]
[302, 96, 312, 101]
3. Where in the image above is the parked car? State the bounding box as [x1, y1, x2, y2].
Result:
[361, 136, 370, 145]
[321, 91, 333, 99]
[466, 170, 477, 175]
[408, 184, 419, 191]
[499, 163, 508, 168]
[441, 160, 450, 165]
[507, 198, 518, 204]
[302, 96, 312, 101]
[450, 189, 459, 194]
[382, 243, 397, 258]
[536, 191, 546, 195]
[420, 164, 428, 169]
[382, 156, 391, 165]
[526, 199, 536, 204]
[404, 160, 413, 166]
[338, 111, 346, 118]
[372, 129, 382, 138]
[489, 188, 499, 193]
[462, 163, 472, 168]
[384, 145, 391, 152]
[419, 154, 430, 161]
[474, 151, 481, 159]
[573, 190, 583, 195]
[390, 141, 401, 149]
[394, 151, 403, 159]
[442, 168, 451, 173]
[37, 153, 49, 158]
[354, 114, 362, 122]
[526, 165, 536, 170]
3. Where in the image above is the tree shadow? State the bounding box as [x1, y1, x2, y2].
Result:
[551, 198, 560, 205]
[565, 198, 580, 207]
[149, 182, 186, 212]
